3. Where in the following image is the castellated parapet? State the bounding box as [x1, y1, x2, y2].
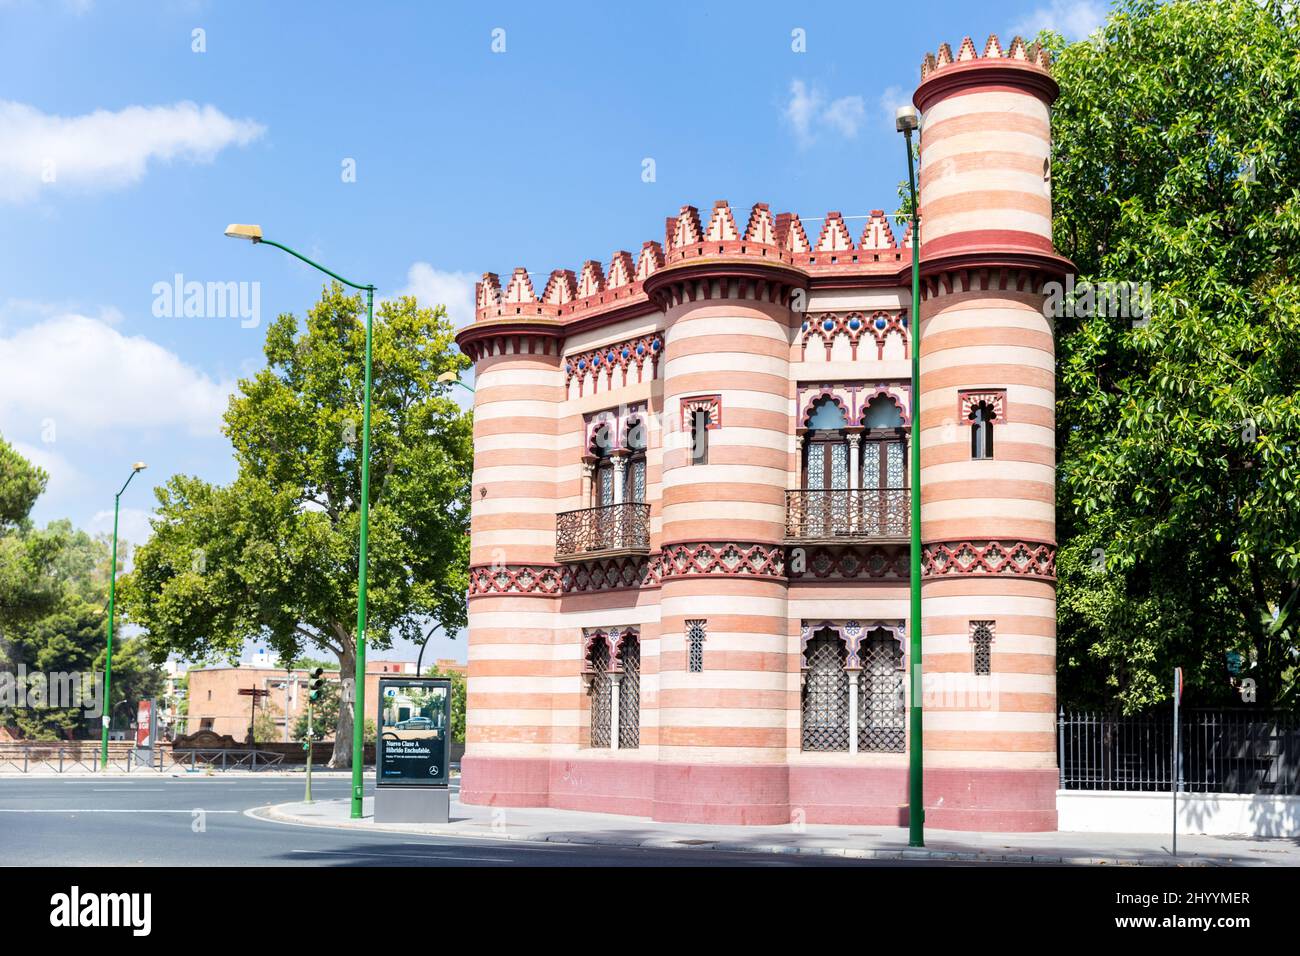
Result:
[455, 35, 1070, 832]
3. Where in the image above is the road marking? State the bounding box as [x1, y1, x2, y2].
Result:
[0, 808, 240, 814]
[92, 788, 165, 792]
[290, 848, 513, 863]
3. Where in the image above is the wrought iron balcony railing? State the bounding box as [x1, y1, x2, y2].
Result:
[556, 502, 651, 560]
[785, 488, 909, 541]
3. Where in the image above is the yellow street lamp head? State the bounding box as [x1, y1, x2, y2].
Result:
[436, 371, 458, 384]
[132, 461, 147, 472]
[224, 223, 263, 242]
[895, 105, 920, 133]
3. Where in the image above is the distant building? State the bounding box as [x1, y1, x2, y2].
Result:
[184, 659, 424, 742]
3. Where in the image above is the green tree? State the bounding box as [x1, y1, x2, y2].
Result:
[1, 519, 163, 738]
[252, 702, 281, 744]
[122, 286, 472, 765]
[1047, 0, 1300, 710]
[0, 436, 63, 629]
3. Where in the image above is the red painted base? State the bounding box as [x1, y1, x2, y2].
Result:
[460, 756, 1059, 831]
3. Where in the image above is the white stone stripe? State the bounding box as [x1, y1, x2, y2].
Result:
[664, 352, 788, 379]
[923, 344, 1053, 372]
[923, 595, 1055, 617]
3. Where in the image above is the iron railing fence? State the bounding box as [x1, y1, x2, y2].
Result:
[0, 746, 289, 773]
[785, 488, 909, 540]
[1058, 709, 1300, 795]
[556, 502, 651, 558]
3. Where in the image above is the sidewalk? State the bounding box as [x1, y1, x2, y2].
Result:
[253, 795, 1300, 866]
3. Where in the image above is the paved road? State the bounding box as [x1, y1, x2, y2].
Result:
[0, 776, 882, 867]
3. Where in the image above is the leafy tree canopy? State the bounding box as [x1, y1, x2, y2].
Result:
[1048, 0, 1300, 709]
[122, 285, 472, 764]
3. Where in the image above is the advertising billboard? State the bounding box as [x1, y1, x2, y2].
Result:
[376, 677, 451, 787]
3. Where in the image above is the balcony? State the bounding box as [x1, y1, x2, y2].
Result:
[785, 488, 909, 543]
[556, 502, 652, 561]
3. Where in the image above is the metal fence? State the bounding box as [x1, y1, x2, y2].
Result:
[0, 746, 287, 773]
[1058, 709, 1300, 795]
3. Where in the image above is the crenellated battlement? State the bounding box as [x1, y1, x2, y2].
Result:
[473, 201, 911, 324]
[920, 34, 1052, 80]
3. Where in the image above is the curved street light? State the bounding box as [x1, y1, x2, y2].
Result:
[896, 104, 925, 848]
[225, 223, 374, 820]
[101, 461, 147, 769]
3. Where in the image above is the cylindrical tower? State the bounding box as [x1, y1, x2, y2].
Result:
[645, 235, 803, 824]
[913, 36, 1068, 830]
[456, 274, 567, 809]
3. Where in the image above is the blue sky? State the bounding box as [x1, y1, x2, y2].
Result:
[0, 0, 1107, 661]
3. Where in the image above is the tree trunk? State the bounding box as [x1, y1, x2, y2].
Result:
[328, 641, 357, 768]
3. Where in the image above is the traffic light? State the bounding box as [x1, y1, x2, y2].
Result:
[308, 668, 325, 703]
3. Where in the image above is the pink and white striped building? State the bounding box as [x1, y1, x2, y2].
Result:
[456, 35, 1068, 831]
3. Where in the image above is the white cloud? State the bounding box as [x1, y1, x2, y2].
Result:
[0, 313, 235, 437]
[1011, 0, 1108, 41]
[393, 262, 476, 329]
[877, 85, 913, 134]
[822, 95, 866, 138]
[8, 440, 86, 502]
[0, 99, 264, 203]
[88, 507, 154, 557]
[782, 80, 868, 148]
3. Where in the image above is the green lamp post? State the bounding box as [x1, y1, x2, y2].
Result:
[896, 103, 925, 848]
[225, 223, 374, 820]
[101, 461, 147, 770]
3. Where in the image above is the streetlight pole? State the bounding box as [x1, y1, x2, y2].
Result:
[101, 462, 147, 770]
[225, 223, 374, 819]
[896, 105, 925, 848]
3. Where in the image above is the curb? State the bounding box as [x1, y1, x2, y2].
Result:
[249, 800, 1209, 867]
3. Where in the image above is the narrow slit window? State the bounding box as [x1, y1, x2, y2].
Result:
[971, 621, 994, 675]
[691, 410, 710, 465]
[970, 401, 995, 460]
[687, 620, 706, 673]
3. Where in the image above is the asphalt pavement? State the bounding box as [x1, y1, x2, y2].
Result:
[0, 775, 870, 866]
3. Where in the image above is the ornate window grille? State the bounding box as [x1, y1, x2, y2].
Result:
[587, 640, 611, 748]
[858, 629, 905, 752]
[802, 631, 850, 751]
[617, 636, 640, 749]
[686, 620, 706, 673]
[971, 620, 994, 675]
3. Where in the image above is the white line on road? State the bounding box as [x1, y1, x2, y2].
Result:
[92, 788, 165, 791]
[290, 848, 513, 863]
[0, 808, 240, 814]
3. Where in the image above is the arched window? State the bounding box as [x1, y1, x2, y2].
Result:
[586, 638, 611, 748]
[860, 395, 908, 537]
[802, 629, 850, 751]
[857, 628, 905, 753]
[970, 400, 995, 459]
[591, 422, 617, 506]
[803, 397, 849, 536]
[625, 416, 647, 503]
[617, 634, 640, 749]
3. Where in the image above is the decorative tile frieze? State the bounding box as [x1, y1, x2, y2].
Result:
[565, 333, 663, 395]
[799, 310, 909, 361]
[786, 544, 909, 580]
[922, 540, 1056, 579]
